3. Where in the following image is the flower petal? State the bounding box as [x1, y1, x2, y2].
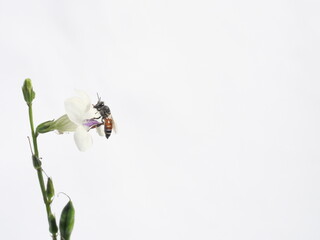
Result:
[65, 91, 94, 125]
[96, 125, 105, 136]
[75, 90, 98, 119]
[83, 119, 101, 128]
[65, 98, 87, 125]
[74, 126, 92, 151]
[74, 90, 91, 109]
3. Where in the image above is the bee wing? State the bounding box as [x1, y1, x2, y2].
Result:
[110, 115, 117, 133]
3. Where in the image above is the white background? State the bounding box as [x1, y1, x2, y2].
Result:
[1, 0, 320, 239]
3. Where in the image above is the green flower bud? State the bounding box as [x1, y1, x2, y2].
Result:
[46, 178, 55, 203]
[32, 155, 42, 170]
[22, 78, 35, 105]
[48, 214, 58, 235]
[59, 200, 75, 240]
[53, 115, 77, 134]
[36, 120, 55, 134]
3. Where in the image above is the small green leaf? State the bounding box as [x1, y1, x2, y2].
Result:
[59, 200, 75, 240]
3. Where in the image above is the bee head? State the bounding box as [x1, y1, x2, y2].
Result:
[94, 100, 104, 109]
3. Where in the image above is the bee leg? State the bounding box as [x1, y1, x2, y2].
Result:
[92, 116, 102, 120]
[88, 122, 103, 130]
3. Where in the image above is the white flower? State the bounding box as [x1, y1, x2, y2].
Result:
[64, 91, 104, 151]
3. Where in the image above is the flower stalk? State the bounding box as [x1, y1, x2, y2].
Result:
[23, 79, 86, 239]
[24, 80, 57, 240]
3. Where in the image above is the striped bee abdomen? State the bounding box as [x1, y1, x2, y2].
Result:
[104, 118, 113, 139]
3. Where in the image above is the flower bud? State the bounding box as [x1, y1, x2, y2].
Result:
[32, 155, 42, 169]
[22, 78, 35, 105]
[36, 120, 55, 134]
[59, 200, 75, 240]
[46, 178, 55, 203]
[48, 214, 58, 235]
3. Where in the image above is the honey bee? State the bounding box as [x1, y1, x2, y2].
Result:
[92, 95, 115, 139]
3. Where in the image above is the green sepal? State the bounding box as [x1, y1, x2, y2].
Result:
[48, 214, 58, 234]
[46, 178, 55, 203]
[22, 78, 35, 105]
[59, 200, 75, 240]
[32, 155, 42, 169]
[36, 120, 55, 134]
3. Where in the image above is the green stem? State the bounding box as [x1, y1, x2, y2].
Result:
[28, 103, 57, 240]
